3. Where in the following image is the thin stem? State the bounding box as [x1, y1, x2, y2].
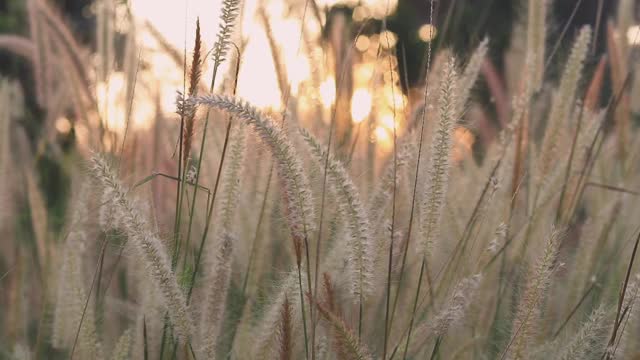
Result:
[181, 60, 222, 278]
[383, 18, 399, 359]
[604, 229, 640, 359]
[402, 258, 426, 360]
[298, 265, 311, 360]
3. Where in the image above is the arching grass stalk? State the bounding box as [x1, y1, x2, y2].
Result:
[191, 94, 317, 360]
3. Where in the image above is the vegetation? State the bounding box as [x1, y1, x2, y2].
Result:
[1, 0, 640, 359]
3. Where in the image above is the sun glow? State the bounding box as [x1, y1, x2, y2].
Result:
[96, 73, 155, 134]
[125, 0, 417, 158]
[351, 88, 373, 123]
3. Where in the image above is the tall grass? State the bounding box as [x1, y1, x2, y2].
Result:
[1, 0, 640, 359]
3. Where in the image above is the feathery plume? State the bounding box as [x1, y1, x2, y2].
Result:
[252, 271, 301, 358]
[430, 274, 483, 336]
[212, 0, 241, 66]
[189, 95, 315, 241]
[182, 18, 203, 164]
[420, 56, 459, 258]
[300, 128, 373, 298]
[408, 274, 482, 355]
[311, 295, 373, 360]
[278, 296, 294, 360]
[508, 229, 562, 360]
[558, 305, 610, 360]
[90, 154, 193, 340]
[536, 26, 591, 191]
[216, 123, 246, 230]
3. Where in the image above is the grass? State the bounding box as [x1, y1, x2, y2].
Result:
[1, 0, 640, 359]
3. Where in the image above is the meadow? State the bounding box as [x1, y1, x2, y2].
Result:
[1, 0, 640, 359]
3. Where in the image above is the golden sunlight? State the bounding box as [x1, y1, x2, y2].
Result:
[351, 88, 373, 123]
[319, 76, 337, 109]
[374, 125, 391, 147]
[96, 73, 155, 133]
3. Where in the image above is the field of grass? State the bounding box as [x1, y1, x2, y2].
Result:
[1, 0, 640, 359]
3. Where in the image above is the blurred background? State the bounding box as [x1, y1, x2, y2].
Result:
[1, 0, 640, 358]
[0, 0, 637, 252]
[0, 0, 638, 256]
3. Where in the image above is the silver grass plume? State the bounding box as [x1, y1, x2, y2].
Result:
[189, 95, 315, 241]
[508, 229, 562, 360]
[217, 123, 246, 231]
[536, 26, 591, 191]
[431, 274, 483, 336]
[110, 329, 133, 360]
[300, 128, 374, 298]
[252, 271, 302, 358]
[557, 305, 610, 360]
[90, 154, 194, 340]
[408, 274, 482, 355]
[526, 0, 548, 90]
[212, 0, 241, 66]
[420, 56, 459, 258]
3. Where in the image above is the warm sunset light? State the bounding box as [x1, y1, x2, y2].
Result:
[96, 73, 155, 133]
[351, 88, 373, 123]
[5, 0, 637, 358]
[378, 113, 397, 131]
[374, 125, 391, 145]
[319, 76, 337, 108]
